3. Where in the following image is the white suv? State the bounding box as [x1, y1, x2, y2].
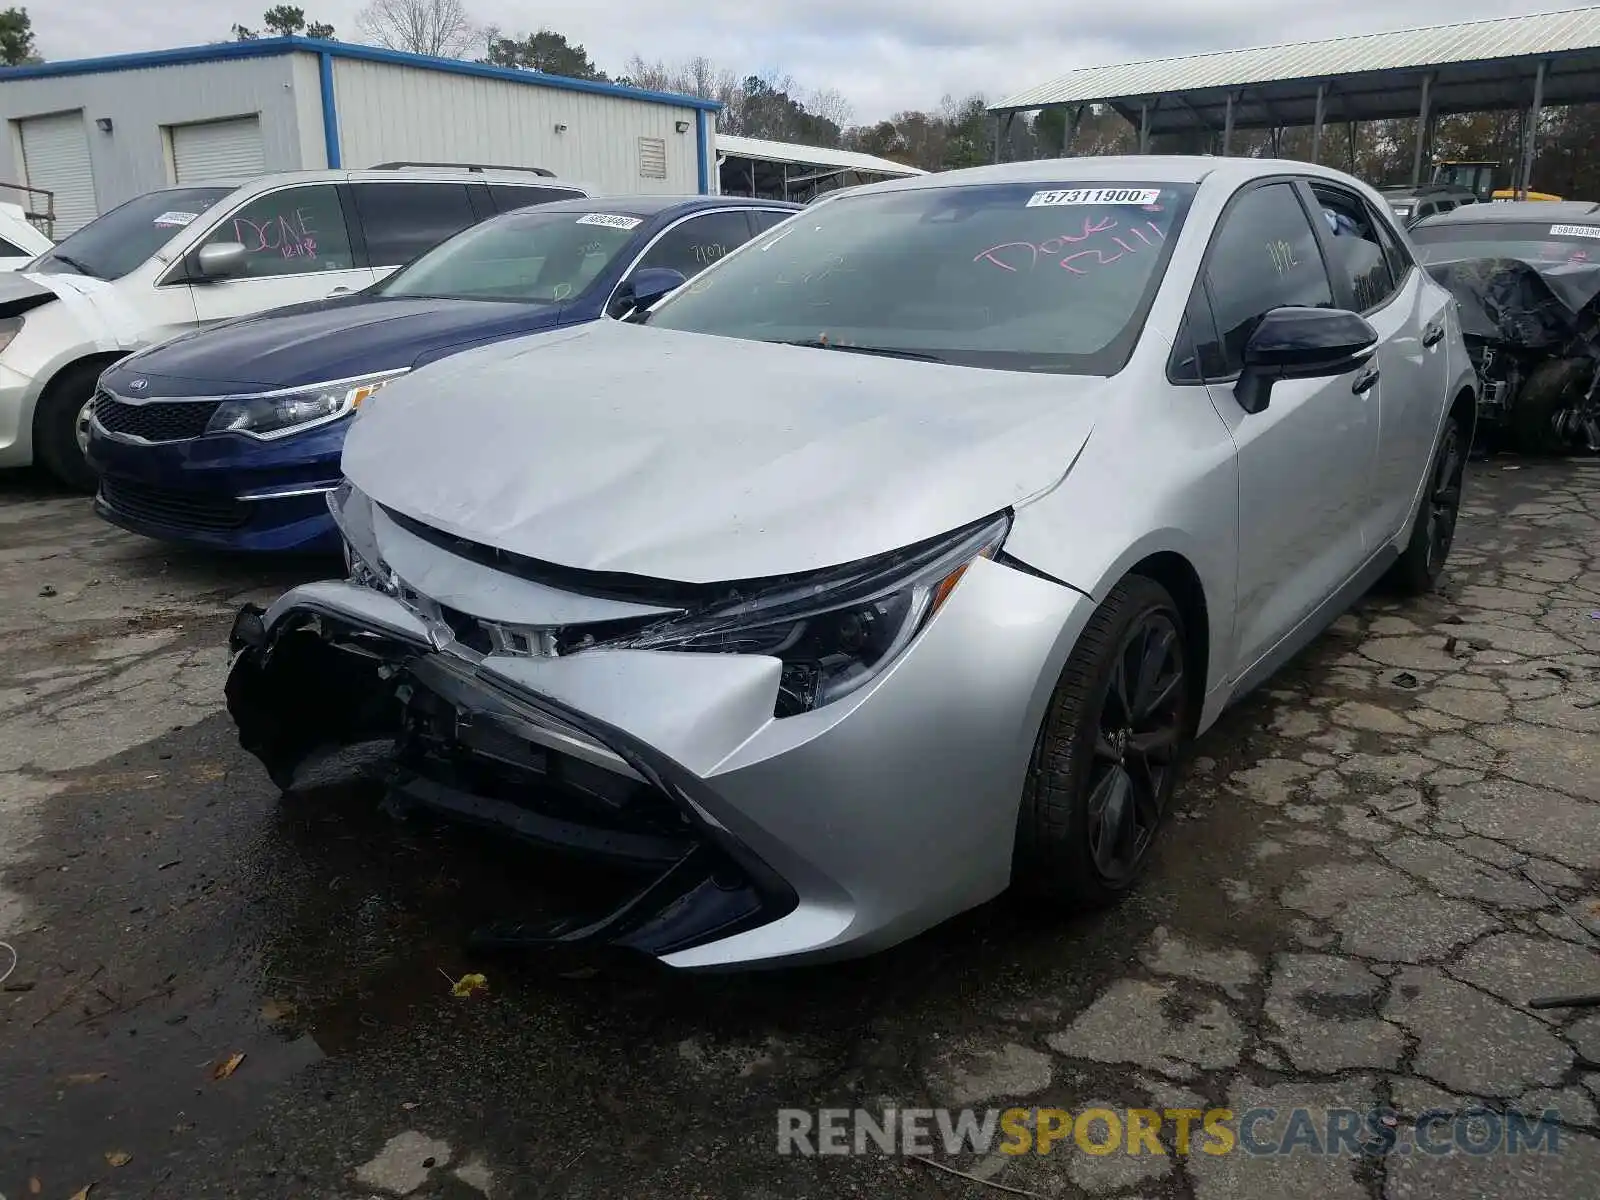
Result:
[0, 164, 591, 489]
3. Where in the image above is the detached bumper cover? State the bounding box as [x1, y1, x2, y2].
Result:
[226, 560, 1093, 969]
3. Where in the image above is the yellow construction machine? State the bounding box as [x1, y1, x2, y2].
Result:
[1430, 160, 1563, 203]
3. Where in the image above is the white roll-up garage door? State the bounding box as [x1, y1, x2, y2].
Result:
[19, 111, 96, 237]
[171, 116, 266, 185]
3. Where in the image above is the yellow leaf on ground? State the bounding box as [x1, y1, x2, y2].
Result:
[64, 1073, 107, 1085]
[105, 1150, 132, 1167]
[68, 1186, 93, 1200]
[212, 1051, 246, 1080]
[27, 1176, 41, 1195]
[450, 972, 488, 998]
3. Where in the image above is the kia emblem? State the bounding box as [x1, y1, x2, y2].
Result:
[128, 378, 149, 392]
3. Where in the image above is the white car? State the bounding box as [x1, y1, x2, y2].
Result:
[0, 165, 590, 489]
[0, 201, 53, 271]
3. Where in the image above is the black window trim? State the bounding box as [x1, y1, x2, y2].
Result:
[157, 180, 361, 288]
[1301, 178, 1411, 318]
[1165, 173, 1338, 387]
[486, 182, 590, 215]
[347, 178, 482, 270]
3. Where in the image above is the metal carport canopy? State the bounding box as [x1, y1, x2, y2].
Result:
[989, 7, 1600, 137]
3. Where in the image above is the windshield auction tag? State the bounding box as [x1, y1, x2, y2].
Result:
[576, 213, 642, 229]
[1026, 188, 1162, 208]
[1549, 224, 1600, 239]
[153, 211, 198, 227]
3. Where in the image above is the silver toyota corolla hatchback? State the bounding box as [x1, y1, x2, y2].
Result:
[226, 156, 1477, 970]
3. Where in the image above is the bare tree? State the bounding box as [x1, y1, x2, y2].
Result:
[355, 0, 476, 57]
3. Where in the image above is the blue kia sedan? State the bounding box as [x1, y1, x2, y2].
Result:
[87, 195, 801, 553]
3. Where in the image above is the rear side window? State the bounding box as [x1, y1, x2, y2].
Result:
[489, 185, 588, 213]
[1311, 184, 1397, 312]
[1199, 182, 1335, 377]
[0, 237, 26, 256]
[750, 209, 794, 233]
[352, 182, 478, 266]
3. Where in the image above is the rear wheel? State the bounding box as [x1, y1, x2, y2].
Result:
[1013, 575, 1192, 909]
[32, 360, 106, 492]
[1512, 357, 1591, 455]
[1385, 412, 1466, 596]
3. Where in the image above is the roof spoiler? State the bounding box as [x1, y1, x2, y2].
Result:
[369, 161, 556, 178]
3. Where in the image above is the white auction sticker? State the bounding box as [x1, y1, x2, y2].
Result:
[576, 213, 643, 229]
[153, 211, 198, 227]
[1026, 188, 1162, 208]
[1550, 224, 1600, 239]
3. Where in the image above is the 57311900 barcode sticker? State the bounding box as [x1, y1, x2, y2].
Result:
[576, 213, 643, 229]
[1026, 188, 1162, 208]
[1549, 224, 1600, 239]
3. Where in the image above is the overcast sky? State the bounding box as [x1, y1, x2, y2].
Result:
[33, 0, 1560, 123]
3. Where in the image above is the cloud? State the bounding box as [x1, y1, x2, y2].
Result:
[32, 0, 1549, 123]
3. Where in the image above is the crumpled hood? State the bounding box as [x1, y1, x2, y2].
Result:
[342, 320, 1106, 583]
[0, 272, 144, 350]
[107, 296, 563, 393]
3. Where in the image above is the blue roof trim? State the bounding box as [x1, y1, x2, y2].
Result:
[0, 36, 724, 113]
[318, 51, 341, 169]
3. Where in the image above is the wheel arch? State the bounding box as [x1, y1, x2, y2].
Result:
[29, 350, 127, 439]
[1123, 551, 1211, 736]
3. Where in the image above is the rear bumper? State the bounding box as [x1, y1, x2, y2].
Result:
[225, 557, 1091, 970]
[88, 420, 348, 553]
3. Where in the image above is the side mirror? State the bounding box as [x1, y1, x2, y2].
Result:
[194, 241, 248, 283]
[612, 267, 687, 320]
[1235, 306, 1379, 415]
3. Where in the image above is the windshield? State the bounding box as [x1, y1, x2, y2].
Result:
[645, 181, 1196, 375]
[378, 209, 643, 303]
[30, 186, 231, 280]
[1410, 220, 1600, 266]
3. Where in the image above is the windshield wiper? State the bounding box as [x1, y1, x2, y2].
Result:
[41, 253, 97, 277]
[774, 338, 942, 362]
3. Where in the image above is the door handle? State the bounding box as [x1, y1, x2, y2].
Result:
[1352, 363, 1380, 395]
[1422, 322, 1444, 348]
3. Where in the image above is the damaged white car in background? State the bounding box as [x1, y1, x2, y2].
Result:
[226, 156, 1477, 971]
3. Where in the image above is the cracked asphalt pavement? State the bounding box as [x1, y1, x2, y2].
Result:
[2, 458, 1599, 1200]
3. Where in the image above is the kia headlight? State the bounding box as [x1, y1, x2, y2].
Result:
[207, 370, 406, 439]
[600, 513, 1011, 716]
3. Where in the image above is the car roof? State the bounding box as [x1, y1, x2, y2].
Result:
[146, 166, 594, 196]
[1421, 199, 1600, 226]
[500, 194, 803, 219]
[822, 154, 1392, 200]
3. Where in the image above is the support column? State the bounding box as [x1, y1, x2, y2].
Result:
[1410, 72, 1433, 188]
[993, 113, 1002, 163]
[1222, 92, 1234, 156]
[1311, 82, 1326, 164]
[1138, 101, 1150, 153]
[1519, 59, 1547, 199]
[1064, 103, 1084, 156]
[1346, 120, 1356, 173]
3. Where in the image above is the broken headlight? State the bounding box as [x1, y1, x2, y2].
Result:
[604, 513, 1011, 716]
[329, 481, 398, 595]
[206, 370, 406, 440]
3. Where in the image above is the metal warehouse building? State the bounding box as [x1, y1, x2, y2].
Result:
[0, 36, 721, 236]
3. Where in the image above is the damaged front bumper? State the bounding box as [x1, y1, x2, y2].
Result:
[226, 553, 1093, 969]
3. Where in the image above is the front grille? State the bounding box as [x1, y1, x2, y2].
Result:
[100, 478, 250, 532]
[93, 390, 221, 443]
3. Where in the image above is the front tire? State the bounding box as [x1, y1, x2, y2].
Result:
[1512, 357, 1591, 455]
[33, 361, 105, 492]
[1385, 411, 1466, 597]
[1013, 575, 1192, 910]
